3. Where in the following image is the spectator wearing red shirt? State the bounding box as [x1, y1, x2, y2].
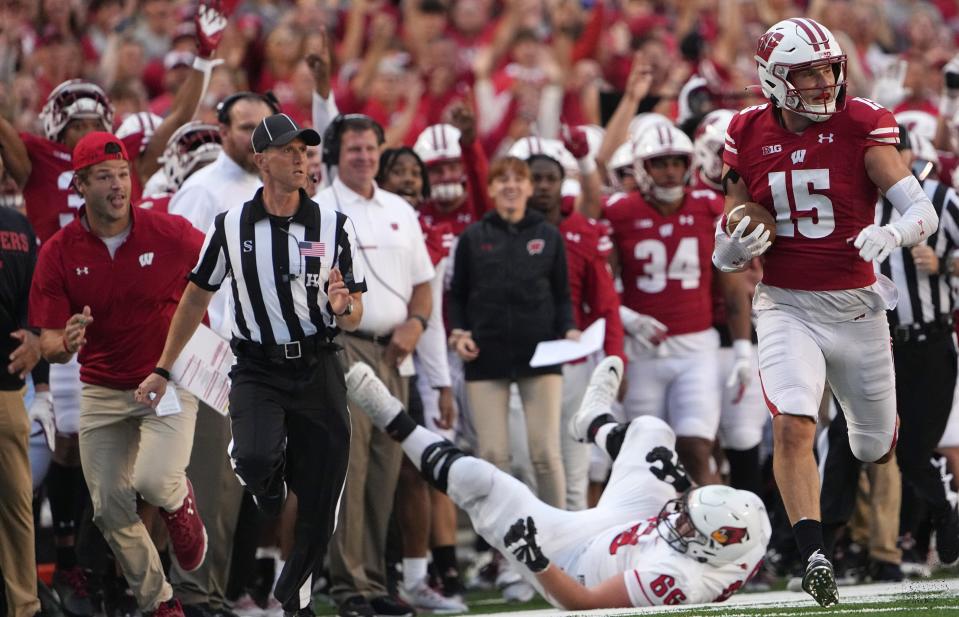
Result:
[525, 153, 625, 511]
[28, 132, 207, 617]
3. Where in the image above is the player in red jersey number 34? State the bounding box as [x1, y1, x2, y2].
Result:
[710, 17, 938, 608]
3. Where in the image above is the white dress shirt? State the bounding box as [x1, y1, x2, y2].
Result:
[169, 151, 262, 338]
[313, 177, 435, 335]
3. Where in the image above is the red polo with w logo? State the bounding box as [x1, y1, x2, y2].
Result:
[28, 206, 204, 390]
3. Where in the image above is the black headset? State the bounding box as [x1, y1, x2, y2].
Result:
[216, 91, 281, 125]
[321, 114, 385, 166]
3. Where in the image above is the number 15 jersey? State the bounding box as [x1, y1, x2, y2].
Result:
[723, 98, 899, 291]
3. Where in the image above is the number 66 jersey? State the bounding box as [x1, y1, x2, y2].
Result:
[723, 97, 899, 291]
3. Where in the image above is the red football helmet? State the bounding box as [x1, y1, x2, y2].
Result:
[755, 18, 847, 122]
[39, 79, 114, 142]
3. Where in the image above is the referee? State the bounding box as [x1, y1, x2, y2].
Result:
[821, 127, 959, 572]
[137, 113, 366, 617]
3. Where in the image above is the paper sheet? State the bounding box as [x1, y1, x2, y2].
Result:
[171, 324, 235, 415]
[529, 319, 606, 368]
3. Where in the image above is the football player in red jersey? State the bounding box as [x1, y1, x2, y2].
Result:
[0, 0, 232, 244]
[712, 18, 940, 607]
[605, 122, 752, 489]
[414, 106, 494, 237]
[525, 152, 626, 511]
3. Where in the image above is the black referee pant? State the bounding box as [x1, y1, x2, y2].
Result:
[227, 347, 351, 612]
[893, 330, 957, 528]
[822, 328, 957, 548]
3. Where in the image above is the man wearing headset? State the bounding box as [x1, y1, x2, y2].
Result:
[313, 115, 435, 617]
[166, 91, 278, 617]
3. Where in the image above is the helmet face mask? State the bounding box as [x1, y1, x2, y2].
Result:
[414, 124, 466, 203]
[755, 18, 848, 123]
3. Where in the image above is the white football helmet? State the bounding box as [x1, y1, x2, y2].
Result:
[415, 124, 466, 202]
[414, 124, 463, 166]
[633, 122, 693, 203]
[628, 112, 673, 143]
[896, 110, 937, 141]
[755, 18, 847, 122]
[115, 111, 164, 154]
[910, 133, 940, 181]
[39, 79, 114, 142]
[161, 122, 222, 190]
[693, 109, 736, 191]
[509, 136, 578, 175]
[607, 140, 636, 190]
[658, 485, 771, 567]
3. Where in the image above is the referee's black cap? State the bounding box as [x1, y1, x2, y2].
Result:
[252, 113, 321, 153]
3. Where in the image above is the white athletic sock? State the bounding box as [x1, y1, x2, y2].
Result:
[402, 557, 429, 590]
[401, 426, 447, 471]
[594, 422, 617, 455]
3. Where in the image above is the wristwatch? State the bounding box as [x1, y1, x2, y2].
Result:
[335, 298, 353, 317]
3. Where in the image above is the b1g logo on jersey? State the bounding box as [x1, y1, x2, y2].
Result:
[761, 144, 782, 155]
[710, 526, 749, 546]
[526, 239, 545, 255]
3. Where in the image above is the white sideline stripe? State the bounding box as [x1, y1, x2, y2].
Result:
[480, 578, 959, 617]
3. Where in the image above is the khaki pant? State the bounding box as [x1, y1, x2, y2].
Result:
[0, 390, 40, 617]
[79, 384, 198, 611]
[171, 402, 243, 609]
[329, 336, 407, 604]
[467, 375, 566, 508]
[850, 456, 903, 564]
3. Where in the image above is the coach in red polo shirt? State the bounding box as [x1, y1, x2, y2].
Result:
[29, 132, 207, 617]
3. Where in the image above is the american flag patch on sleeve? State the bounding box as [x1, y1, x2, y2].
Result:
[299, 241, 325, 257]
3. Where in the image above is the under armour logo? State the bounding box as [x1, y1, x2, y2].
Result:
[305, 272, 322, 288]
[565, 231, 581, 243]
[75, 267, 89, 275]
[818, 133, 834, 143]
[139, 252, 154, 267]
[679, 214, 694, 226]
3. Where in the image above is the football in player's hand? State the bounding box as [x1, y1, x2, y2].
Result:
[724, 202, 777, 243]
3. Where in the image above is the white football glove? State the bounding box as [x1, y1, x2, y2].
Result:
[29, 390, 56, 451]
[854, 224, 901, 262]
[870, 59, 911, 111]
[712, 216, 771, 273]
[619, 305, 668, 349]
[726, 340, 753, 405]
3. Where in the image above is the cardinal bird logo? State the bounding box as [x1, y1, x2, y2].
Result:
[756, 32, 784, 62]
[711, 526, 749, 546]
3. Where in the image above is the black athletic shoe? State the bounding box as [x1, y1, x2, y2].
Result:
[283, 609, 315, 617]
[801, 551, 839, 608]
[934, 504, 959, 566]
[369, 595, 414, 617]
[337, 596, 374, 617]
[868, 560, 904, 582]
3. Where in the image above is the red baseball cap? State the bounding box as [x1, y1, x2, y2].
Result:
[72, 132, 130, 171]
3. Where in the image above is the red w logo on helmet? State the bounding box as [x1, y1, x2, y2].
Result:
[710, 526, 749, 546]
[756, 32, 784, 62]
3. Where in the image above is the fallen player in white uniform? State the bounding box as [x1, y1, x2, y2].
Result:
[346, 356, 771, 609]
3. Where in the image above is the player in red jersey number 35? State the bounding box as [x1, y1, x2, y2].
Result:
[710, 17, 938, 608]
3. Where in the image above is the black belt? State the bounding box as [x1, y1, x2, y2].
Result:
[231, 334, 338, 363]
[343, 330, 393, 346]
[890, 316, 954, 344]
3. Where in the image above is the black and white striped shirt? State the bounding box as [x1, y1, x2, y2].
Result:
[190, 188, 366, 344]
[878, 179, 959, 328]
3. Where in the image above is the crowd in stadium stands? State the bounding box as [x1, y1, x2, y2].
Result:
[4, 0, 959, 615]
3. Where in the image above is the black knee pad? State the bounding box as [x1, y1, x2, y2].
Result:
[420, 441, 466, 494]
